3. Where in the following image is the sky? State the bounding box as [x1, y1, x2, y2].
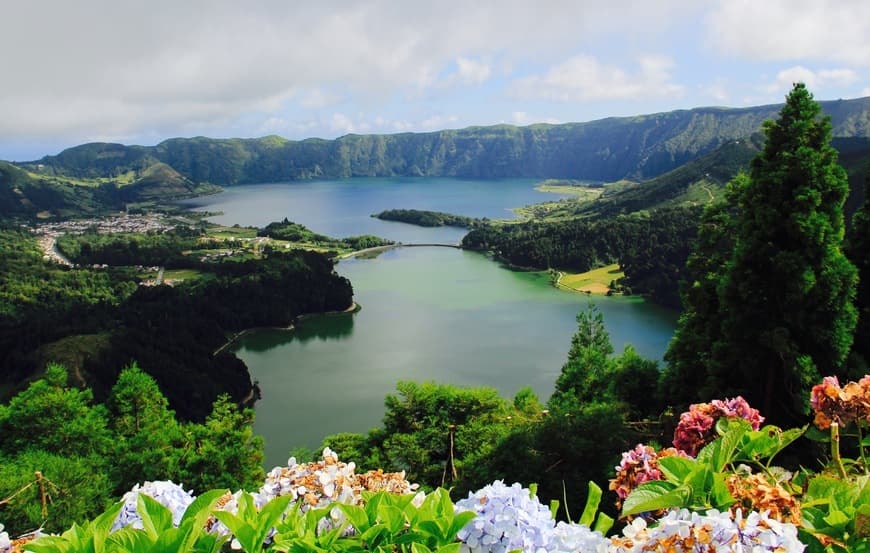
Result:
[1, 0, 868, 161]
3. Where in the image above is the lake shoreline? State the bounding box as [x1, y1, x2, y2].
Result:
[213, 301, 360, 357]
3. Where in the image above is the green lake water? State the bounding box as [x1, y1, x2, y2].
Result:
[180, 178, 679, 468]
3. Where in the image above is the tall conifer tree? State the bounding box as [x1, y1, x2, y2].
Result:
[846, 174, 870, 371]
[712, 83, 857, 425]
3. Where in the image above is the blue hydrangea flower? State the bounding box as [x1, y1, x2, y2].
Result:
[455, 481, 556, 553]
[111, 480, 196, 532]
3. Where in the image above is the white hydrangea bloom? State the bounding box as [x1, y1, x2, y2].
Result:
[608, 509, 805, 553]
[0, 524, 11, 553]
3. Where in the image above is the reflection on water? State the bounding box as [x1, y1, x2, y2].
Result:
[292, 315, 355, 343]
[235, 247, 678, 468]
[236, 316, 356, 352]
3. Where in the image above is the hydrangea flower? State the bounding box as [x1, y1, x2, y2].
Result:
[0, 527, 46, 553]
[455, 480, 554, 553]
[609, 508, 805, 553]
[455, 481, 556, 553]
[810, 375, 870, 430]
[111, 480, 196, 532]
[0, 524, 10, 553]
[609, 445, 689, 507]
[726, 473, 801, 524]
[258, 448, 420, 534]
[550, 521, 609, 553]
[673, 396, 764, 456]
[455, 481, 610, 553]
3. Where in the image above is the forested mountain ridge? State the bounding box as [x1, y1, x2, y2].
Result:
[18, 97, 870, 186]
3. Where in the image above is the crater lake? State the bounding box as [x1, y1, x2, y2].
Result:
[179, 177, 679, 467]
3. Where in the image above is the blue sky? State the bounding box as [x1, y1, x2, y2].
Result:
[1, 0, 867, 161]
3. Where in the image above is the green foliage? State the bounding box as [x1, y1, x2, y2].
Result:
[0, 450, 113, 534]
[373, 209, 480, 229]
[106, 364, 185, 492]
[0, 365, 265, 535]
[179, 396, 265, 492]
[463, 206, 700, 307]
[666, 84, 860, 426]
[215, 493, 292, 553]
[609, 346, 661, 419]
[0, 364, 112, 458]
[846, 173, 870, 372]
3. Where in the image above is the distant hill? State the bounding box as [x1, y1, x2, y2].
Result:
[19, 97, 870, 186]
[575, 135, 870, 219]
[0, 159, 219, 219]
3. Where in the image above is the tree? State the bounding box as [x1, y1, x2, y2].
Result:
[552, 305, 615, 405]
[106, 363, 185, 491]
[0, 364, 112, 459]
[662, 181, 741, 407]
[846, 173, 870, 372]
[178, 395, 265, 492]
[693, 83, 857, 425]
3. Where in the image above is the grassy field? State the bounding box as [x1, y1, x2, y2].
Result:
[206, 226, 259, 239]
[557, 263, 624, 294]
[26, 169, 139, 188]
[163, 269, 209, 282]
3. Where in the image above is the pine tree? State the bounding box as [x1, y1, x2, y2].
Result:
[713, 83, 857, 425]
[552, 304, 614, 405]
[846, 174, 870, 372]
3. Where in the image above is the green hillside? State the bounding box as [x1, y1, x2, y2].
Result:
[19, 97, 870, 186]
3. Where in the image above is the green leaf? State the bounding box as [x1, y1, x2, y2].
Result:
[578, 481, 603, 527]
[411, 543, 434, 553]
[656, 456, 696, 482]
[360, 524, 388, 545]
[91, 501, 124, 553]
[823, 509, 850, 531]
[448, 511, 476, 541]
[380, 505, 406, 534]
[712, 420, 748, 471]
[549, 500, 559, 521]
[434, 544, 462, 553]
[106, 527, 151, 552]
[710, 473, 736, 510]
[685, 465, 713, 505]
[137, 494, 174, 541]
[338, 503, 370, 532]
[621, 483, 690, 517]
[257, 495, 293, 538]
[180, 489, 229, 527]
[592, 513, 614, 535]
[21, 536, 73, 553]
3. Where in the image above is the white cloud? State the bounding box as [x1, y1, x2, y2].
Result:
[763, 65, 860, 94]
[510, 54, 684, 102]
[0, 0, 693, 146]
[707, 0, 870, 66]
[453, 57, 493, 85]
[511, 112, 560, 125]
[863, 88, 870, 97]
[420, 114, 459, 130]
[700, 80, 731, 103]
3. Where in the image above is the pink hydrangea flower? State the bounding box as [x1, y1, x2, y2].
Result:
[673, 397, 763, 456]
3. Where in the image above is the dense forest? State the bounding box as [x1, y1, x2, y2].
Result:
[0, 226, 353, 420]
